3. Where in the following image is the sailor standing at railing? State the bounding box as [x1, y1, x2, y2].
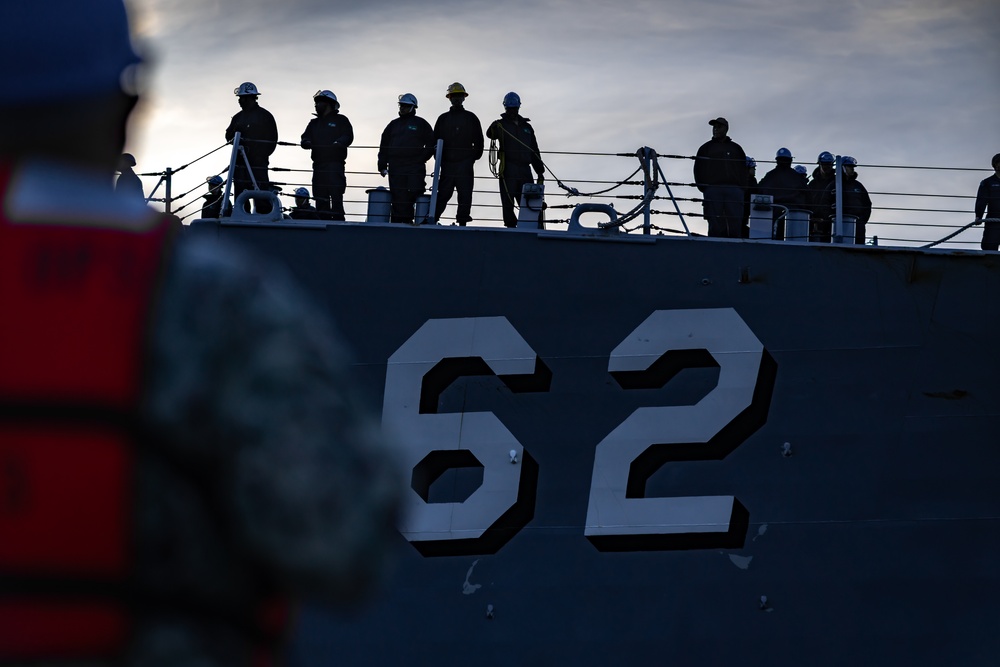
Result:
[693, 117, 748, 238]
[378, 93, 436, 224]
[433, 82, 484, 226]
[806, 151, 837, 242]
[975, 153, 1000, 251]
[487, 92, 546, 228]
[300, 90, 353, 221]
[225, 81, 278, 214]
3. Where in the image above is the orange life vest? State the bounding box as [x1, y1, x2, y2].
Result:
[0, 161, 172, 661]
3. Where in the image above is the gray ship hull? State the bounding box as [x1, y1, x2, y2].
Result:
[190, 220, 1000, 665]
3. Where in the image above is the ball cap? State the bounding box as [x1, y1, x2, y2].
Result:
[1, 0, 141, 107]
[709, 117, 729, 128]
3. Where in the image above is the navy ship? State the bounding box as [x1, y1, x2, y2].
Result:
[188, 144, 1000, 665]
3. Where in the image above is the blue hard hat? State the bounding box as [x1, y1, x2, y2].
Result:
[1, 0, 141, 106]
[776, 147, 792, 159]
[294, 187, 310, 198]
[207, 175, 224, 187]
[746, 157, 756, 168]
[502, 92, 521, 108]
[818, 151, 835, 164]
[794, 165, 808, 175]
[842, 155, 858, 166]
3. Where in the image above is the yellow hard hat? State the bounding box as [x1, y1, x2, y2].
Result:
[446, 82, 468, 97]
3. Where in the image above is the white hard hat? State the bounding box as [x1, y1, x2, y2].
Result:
[235, 82, 260, 96]
[398, 93, 418, 108]
[2, 0, 141, 106]
[314, 90, 339, 108]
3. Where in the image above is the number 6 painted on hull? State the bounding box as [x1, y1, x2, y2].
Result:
[585, 308, 776, 551]
[384, 317, 544, 557]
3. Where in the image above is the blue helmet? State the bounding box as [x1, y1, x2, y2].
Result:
[794, 165, 808, 175]
[746, 157, 756, 168]
[776, 147, 792, 159]
[207, 175, 224, 187]
[502, 92, 521, 108]
[294, 187, 310, 198]
[2, 0, 142, 106]
[842, 155, 858, 167]
[818, 151, 835, 164]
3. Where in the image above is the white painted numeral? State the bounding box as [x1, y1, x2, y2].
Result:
[383, 317, 540, 556]
[584, 308, 771, 551]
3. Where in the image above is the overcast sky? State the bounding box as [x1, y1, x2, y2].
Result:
[125, 0, 1000, 247]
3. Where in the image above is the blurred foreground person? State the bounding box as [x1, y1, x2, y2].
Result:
[0, 2, 402, 666]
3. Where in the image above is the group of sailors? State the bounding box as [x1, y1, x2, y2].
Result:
[137, 83, 999, 248]
[694, 117, 872, 244]
[205, 81, 543, 227]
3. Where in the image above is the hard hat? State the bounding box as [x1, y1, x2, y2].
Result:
[794, 165, 808, 175]
[842, 156, 858, 167]
[2, 0, 141, 106]
[817, 151, 835, 164]
[502, 92, 521, 108]
[235, 82, 260, 96]
[446, 82, 468, 97]
[746, 157, 756, 168]
[207, 175, 224, 187]
[398, 93, 418, 108]
[776, 147, 792, 159]
[314, 90, 339, 108]
[294, 187, 310, 198]
[120, 153, 136, 167]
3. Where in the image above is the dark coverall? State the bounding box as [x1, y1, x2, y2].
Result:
[225, 104, 278, 214]
[976, 174, 1000, 250]
[378, 112, 436, 224]
[757, 164, 808, 240]
[693, 137, 747, 238]
[486, 112, 545, 228]
[806, 167, 836, 242]
[818, 173, 872, 244]
[301, 113, 354, 221]
[433, 107, 483, 225]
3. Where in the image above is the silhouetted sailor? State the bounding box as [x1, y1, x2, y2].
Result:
[0, 3, 402, 665]
[225, 81, 277, 214]
[378, 93, 436, 224]
[819, 155, 872, 244]
[806, 151, 837, 242]
[300, 90, 353, 221]
[693, 117, 747, 238]
[433, 82, 483, 226]
[757, 147, 808, 240]
[200, 174, 233, 219]
[976, 153, 1000, 251]
[290, 186, 320, 220]
[486, 92, 545, 228]
[115, 152, 144, 201]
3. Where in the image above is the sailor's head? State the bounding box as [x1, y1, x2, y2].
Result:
[709, 117, 728, 138]
[0, 0, 142, 166]
[992, 153, 1000, 172]
[817, 151, 836, 175]
[235, 82, 261, 110]
[294, 187, 310, 206]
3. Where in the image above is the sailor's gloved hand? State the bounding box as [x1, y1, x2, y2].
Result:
[380, 169, 388, 177]
[974, 217, 984, 225]
[301, 140, 312, 149]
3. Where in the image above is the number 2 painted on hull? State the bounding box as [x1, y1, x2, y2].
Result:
[585, 308, 775, 551]
[384, 309, 775, 556]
